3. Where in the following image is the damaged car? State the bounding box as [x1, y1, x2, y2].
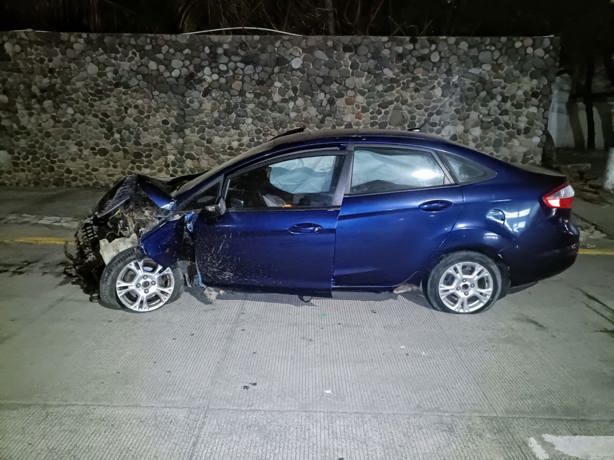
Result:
[72, 129, 579, 314]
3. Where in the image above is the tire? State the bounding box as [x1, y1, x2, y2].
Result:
[423, 251, 503, 314]
[99, 248, 183, 312]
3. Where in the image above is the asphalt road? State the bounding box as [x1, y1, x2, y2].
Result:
[0, 188, 613, 459]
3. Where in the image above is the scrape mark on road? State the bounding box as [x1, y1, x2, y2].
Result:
[584, 303, 614, 326]
[580, 289, 614, 313]
[579, 288, 614, 326]
[0, 260, 35, 275]
[516, 313, 547, 330]
[595, 328, 614, 338]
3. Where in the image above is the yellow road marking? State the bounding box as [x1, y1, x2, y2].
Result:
[1, 236, 614, 255]
[578, 248, 614, 256]
[0, 236, 73, 245]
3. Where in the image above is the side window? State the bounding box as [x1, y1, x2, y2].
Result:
[442, 153, 491, 183]
[183, 181, 221, 209]
[269, 156, 336, 194]
[350, 147, 446, 194]
[226, 154, 344, 210]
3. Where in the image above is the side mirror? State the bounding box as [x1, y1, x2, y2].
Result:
[204, 197, 226, 217]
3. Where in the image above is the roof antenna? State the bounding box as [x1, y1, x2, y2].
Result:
[408, 120, 428, 132]
[270, 126, 306, 140]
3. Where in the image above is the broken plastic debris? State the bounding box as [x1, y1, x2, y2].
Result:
[393, 283, 418, 294]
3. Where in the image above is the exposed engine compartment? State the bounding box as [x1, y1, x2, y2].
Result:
[68, 175, 168, 294]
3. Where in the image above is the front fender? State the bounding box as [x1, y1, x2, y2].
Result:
[140, 216, 187, 268]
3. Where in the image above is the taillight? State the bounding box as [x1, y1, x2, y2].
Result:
[543, 184, 575, 209]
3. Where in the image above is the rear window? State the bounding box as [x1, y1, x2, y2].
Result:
[442, 153, 492, 183]
[350, 147, 446, 194]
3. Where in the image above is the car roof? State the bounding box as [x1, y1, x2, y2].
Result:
[173, 129, 511, 201]
[261, 128, 450, 150]
[259, 128, 513, 172]
[240, 128, 515, 185]
[215, 128, 462, 176]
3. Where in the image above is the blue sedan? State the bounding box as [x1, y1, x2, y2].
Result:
[74, 129, 579, 314]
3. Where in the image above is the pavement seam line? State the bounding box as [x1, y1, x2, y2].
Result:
[2, 401, 614, 423]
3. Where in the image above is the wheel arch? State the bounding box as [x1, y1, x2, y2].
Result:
[433, 246, 509, 280]
[420, 229, 514, 295]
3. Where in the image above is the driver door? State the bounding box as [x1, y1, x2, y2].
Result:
[192, 149, 349, 293]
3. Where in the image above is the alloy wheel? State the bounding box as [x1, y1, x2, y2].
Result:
[437, 261, 494, 313]
[115, 258, 175, 312]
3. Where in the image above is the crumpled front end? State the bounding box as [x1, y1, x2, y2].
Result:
[69, 175, 171, 294]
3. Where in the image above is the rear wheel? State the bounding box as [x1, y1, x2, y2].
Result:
[99, 249, 183, 312]
[424, 251, 502, 314]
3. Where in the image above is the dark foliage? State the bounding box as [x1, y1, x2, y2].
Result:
[0, 0, 609, 37]
[1, 0, 612, 147]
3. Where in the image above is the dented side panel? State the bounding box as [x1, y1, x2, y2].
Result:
[140, 217, 187, 268]
[192, 209, 339, 293]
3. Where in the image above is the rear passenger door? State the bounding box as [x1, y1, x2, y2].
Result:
[333, 145, 463, 288]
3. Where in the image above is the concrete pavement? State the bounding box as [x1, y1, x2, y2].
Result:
[574, 197, 614, 238]
[0, 187, 613, 459]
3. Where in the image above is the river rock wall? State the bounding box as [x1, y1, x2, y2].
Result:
[0, 31, 558, 186]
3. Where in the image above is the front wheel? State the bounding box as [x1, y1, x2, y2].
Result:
[424, 251, 503, 314]
[99, 249, 183, 312]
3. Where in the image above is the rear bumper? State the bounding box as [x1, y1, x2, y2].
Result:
[508, 242, 579, 286]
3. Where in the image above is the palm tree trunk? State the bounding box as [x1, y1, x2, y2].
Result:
[584, 56, 595, 150]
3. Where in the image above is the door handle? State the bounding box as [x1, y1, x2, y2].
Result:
[288, 223, 323, 234]
[418, 200, 452, 212]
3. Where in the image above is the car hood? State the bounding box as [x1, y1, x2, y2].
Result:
[94, 173, 200, 218]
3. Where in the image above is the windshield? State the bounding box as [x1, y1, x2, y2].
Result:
[173, 143, 269, 196]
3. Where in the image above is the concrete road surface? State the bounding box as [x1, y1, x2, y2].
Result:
[0, 187, 613, 459]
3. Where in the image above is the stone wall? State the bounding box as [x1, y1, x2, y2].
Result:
[0, 31, 559, 187]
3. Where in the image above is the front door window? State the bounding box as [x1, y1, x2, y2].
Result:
[226, 154, 345, 210]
